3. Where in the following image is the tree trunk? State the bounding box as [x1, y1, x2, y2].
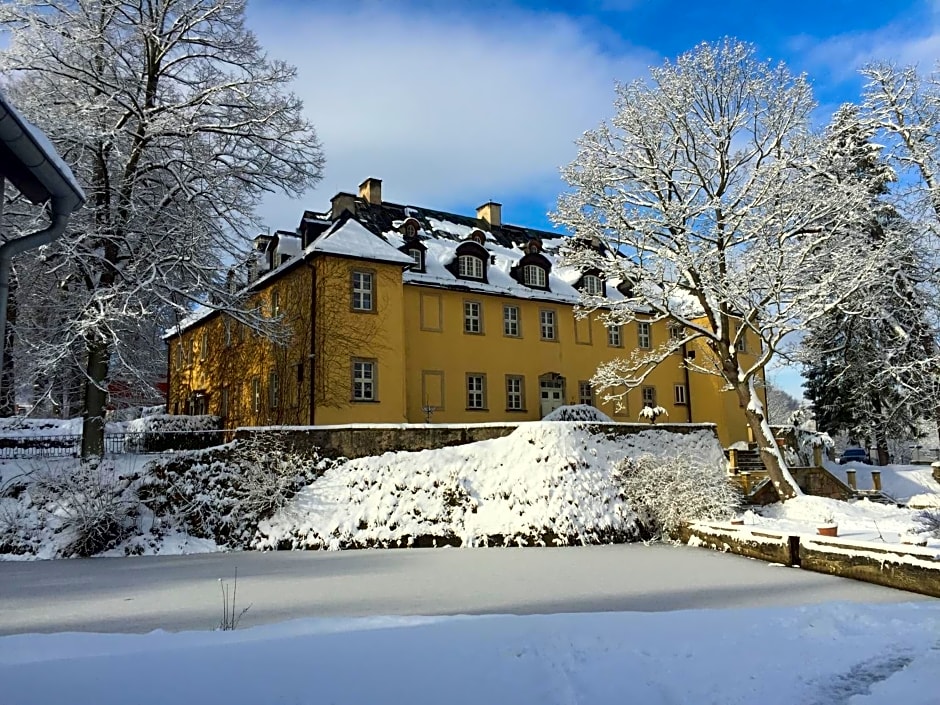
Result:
[81, 341, 110, 458]
[735, 378, 802, 501]
[0, 270, 16, 417]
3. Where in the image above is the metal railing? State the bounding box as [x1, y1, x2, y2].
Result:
[0, 430, 227, 459]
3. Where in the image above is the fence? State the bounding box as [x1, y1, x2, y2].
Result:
[0, 430, 227, 459]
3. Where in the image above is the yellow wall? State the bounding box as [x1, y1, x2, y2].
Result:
[168, 258, 758, 445]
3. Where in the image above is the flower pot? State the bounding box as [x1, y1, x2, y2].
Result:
[817, 525, 838, 537]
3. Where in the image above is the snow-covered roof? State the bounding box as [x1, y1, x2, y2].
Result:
[308, 216, 415, 265]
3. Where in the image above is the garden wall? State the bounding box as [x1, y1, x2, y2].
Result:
[680, 522, 940, 599]
[234, 422, 721, 462]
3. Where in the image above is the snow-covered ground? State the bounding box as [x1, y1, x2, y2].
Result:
[826, 459, 940, 507]
[2, 602, 938, 705]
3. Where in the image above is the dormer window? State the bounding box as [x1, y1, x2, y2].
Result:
[583, 274, 603, 295]
[523, 264, 547, 288]
[404, 222, 417, 238]
[525, 238, 543, 255]
[469, 229, 486, 245]
[458, 254, 484, 279]
[408, 248, 423, 269]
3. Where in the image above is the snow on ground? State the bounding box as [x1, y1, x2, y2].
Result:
[257, 422, 725, 549]
[1, 603, 938, 705]
[746, 495, 940, 550]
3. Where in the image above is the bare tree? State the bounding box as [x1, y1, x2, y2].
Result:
[555, 40, 893, 499]
[0, 0, 324, 455]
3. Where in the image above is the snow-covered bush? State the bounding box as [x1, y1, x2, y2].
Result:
[138, 433, 336, 548]
[34, 460, 141, 557]
[638, 406, 668, 423]
[125, 414, 222, 452]
[614, 455, 740, 539]
[914, 509, 940, 538]
[542, 405, 614, 422]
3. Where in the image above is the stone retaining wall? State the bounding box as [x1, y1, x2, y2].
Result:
[234, 422, 720, 461]
[680, 522, 940, 599]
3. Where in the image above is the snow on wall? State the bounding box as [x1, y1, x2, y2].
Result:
[256, 422, 727, 550]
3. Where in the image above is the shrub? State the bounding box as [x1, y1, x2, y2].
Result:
[125, 414, 222, 452]
[614, 454, 740, 539]
[138, 432, 336, 548]
[542, 404, 614, 422]
[915, 509, 940, 538]
[34, 460, 140, 557]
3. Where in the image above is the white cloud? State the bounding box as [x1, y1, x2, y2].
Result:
[247, 3, 657, 230]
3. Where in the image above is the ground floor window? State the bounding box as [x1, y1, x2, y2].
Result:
[352, 359, 377, 401]
[578, 381, 594, 406]
[505, 375, 524, 410]
[467, 374, 486, 410]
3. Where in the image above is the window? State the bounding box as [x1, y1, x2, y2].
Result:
[540, 309, 557, 340]
[466, 374, 486, 409]
[295, 363, 305, 405]
[641, 386, 656, 407]
[638, 321, 651, 349]
[583, 275, 603, 295]
[579, 381, 594, 406]
[735, 326, 747, 352]
[224, 319, 232, 347]
[176, 343, 183, 368]
[187, 339, 194, 364]
[506, 375, 525, 411]
[199, 331, 208, 361]
[351, 271, 374, 311]
[670, 325, 684, 342]
[251, 377, 261, 413]
[271, 290, 281, 317]
[404, 222, 418, 238]
[458, 254, 484, 280]
[352, 359, 376, 401]
[503, 305, 520, 337]
[220, 386, 230, 419]
[268, 371, 279, 409]
[464, 300, 482, 334]
[408, 248, 423, 269]
[674, 384, 688, 405]
[607, 325, 622, 347]
[523, 264, 546, 288]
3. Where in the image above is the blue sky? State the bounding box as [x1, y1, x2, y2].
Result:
[247, 0, 940, 397]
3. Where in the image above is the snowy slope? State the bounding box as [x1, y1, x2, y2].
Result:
[257, 422, 726, 549]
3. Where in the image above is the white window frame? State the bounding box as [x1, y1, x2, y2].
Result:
[458, 254, 484, 279]
[583, 275, 603, 295]
[351, 271, 374, 311]
[467, 374, 486, 410]
[641, 385, 656, 407]
[523, 264, 547, 288]
[352, 359, 376, 401]
[540, 309, 557, 340]
[503, 305, 520, 337]
[638, 321, 651, 349]
[578, 381, 594, 406]
[251, 377, 261, 413]
[674, 384, 687, 405]
[464, 300, 482, 334]
[271, 290, 280, 317]
[506, 375, 524, 411]
[409, 248, 423, 269]
[607, 325, 622, 347]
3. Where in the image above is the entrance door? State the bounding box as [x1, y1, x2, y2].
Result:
[539, 376, 565, 417]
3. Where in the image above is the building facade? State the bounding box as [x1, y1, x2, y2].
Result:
[166, 178, 760, 447]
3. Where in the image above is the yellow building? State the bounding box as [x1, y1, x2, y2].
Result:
[165, 177, 758, 446]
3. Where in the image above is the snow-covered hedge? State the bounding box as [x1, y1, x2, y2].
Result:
[542, 404, 613, 422]
[138, 434, 337, 548]
[256, 423, 727, 550]
[125, 414, 222, 452]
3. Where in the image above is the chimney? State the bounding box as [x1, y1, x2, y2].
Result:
[359, 177, 382, 205]
[330, 192, 357, 220]
[476, 201, 501, 227]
